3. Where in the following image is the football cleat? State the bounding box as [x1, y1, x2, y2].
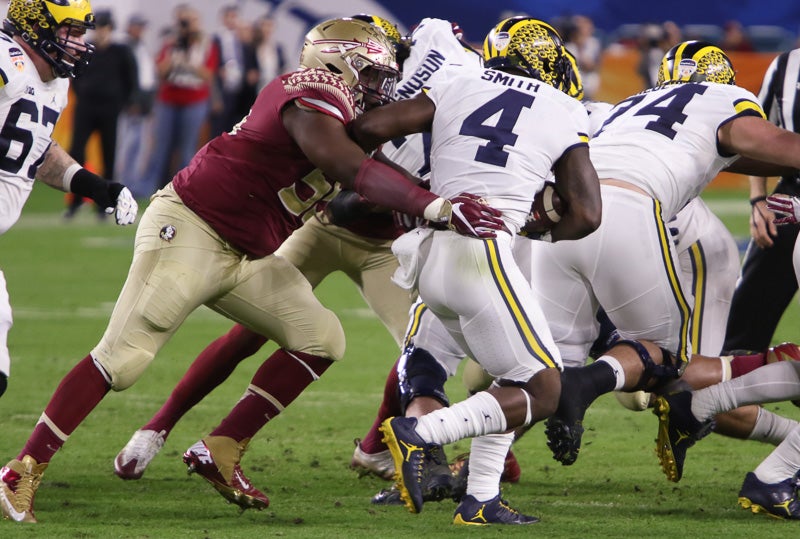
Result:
[545, 416, 585, 466]
[380, 416, 431, 513]
[0, 455, 48, 523]
[449, 449, 521, 491]
[653, 391, 715, 482]
[114, 429, 167, 480]
[350, 438, 395, 480]
[738, 471, 800, 519]
[183, 437, 269, 511]
[453, 494, 539, 525]
[371, 485, 404, 505]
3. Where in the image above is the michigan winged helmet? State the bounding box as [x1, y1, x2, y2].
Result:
[657, 40, 736, 86]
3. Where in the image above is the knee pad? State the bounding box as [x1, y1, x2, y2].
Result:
[397, 345, 449, 414]
[614, 339, 681, 392]
[91, 339, 156, 391]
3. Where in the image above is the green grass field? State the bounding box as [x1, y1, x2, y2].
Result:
[0, 185, 799, 538]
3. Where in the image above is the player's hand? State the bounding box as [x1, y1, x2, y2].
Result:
[445, 192, 505, 238]
[104, 183, 139, 226]
[766, 194, 800, 225]
[751, 197, 778, 249]
[324, 189, 377, 226]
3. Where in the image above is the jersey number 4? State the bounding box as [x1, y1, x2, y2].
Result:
[0, 99, 59, 179]
[460, 89, 535, 167]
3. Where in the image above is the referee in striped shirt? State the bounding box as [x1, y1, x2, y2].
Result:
[724, 48, 800, 353]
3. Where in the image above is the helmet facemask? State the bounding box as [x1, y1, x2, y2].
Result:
[300, 18, 400, 114]
[4, 0, 96, 78]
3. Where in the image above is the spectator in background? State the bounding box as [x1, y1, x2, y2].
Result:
[66, 10, 138, 219]
[721, 20, 755, 52]
[115, 15, 157, 199]
[140, 4, 218, 195]
[210, 5, 244, 136]
[563, 15, 602, 99]
[637, 21, 682, 88]
[230, 21, 260, 124]
[255, 15, 285, 90]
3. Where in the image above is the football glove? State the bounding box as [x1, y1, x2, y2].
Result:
[444, 192, 505, 238]
[104, 183, 139, 226]
[766, 194, 800, 225]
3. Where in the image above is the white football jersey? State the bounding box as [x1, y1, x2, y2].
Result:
[589, 82, 764, 219]
[383, 18, 483, 179]
[0, 33, 69, 234]
[425, 65, 589, 231]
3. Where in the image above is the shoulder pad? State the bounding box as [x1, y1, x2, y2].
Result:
[283, 68, 357, 123]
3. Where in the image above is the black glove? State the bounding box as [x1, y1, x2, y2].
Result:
[324, 189, 377, 226]
[0, 372, 7, 398]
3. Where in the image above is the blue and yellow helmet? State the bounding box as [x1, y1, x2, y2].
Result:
[657, 40, 736, 86]
[483, 16, 571, 93]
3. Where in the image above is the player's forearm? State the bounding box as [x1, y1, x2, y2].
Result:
[37, 142, 79, 191]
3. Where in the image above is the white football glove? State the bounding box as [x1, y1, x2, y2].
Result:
[105, 186, 138, 226]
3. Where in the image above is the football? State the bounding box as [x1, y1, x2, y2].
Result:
[522, 182, 565, 235]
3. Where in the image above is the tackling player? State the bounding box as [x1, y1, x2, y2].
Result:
[0, 17, 504, 523]
[0, 0, 138, 399]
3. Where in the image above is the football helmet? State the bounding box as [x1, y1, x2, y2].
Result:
[657, 40, 736, 86]
[563, 48, 584, 100]
[300, 18, 400, 113]
[351, 13, 410, 66]
[3, 0, 95, 78]
[483, 16, 571, 93]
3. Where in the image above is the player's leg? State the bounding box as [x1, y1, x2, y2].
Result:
[1, 193, 228, 522]
[0, 271, 11, 398]
[182, 253, 345, 510]
[382, 233, 560, 518]
[116, 216, 341, 479]
[738, 424, 800, 519]
[654, 360, 800, 482]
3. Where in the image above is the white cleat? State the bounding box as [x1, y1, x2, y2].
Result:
[350, 439, 395, 480]
[114, 429, 167, 480]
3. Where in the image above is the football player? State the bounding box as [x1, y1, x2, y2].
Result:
[0, 0, 138, 400]
[538, 40, 800, 471]
[111, 17, 476, 489]
[0, 17, 504, 523]
[357, 17, 602, 524]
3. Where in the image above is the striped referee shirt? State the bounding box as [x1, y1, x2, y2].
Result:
[760, 48, 800, 133]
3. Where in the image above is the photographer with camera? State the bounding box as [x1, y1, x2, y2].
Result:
[138, 4, 219, 196]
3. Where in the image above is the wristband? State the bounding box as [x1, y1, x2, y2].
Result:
[749, 195, 767, 206]
[69, 167, 108, 198]
[61, 163, 82, 191]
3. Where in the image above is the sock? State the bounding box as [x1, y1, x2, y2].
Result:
[729, 351, 768, 378]
[553, 363, 617, 425]
[692, 361, 800, 422]
[143, 324, 267, 435]
[359, 358, 401, 454]
[19, 355, 110, 463]
[466, 432, 514, 501]
[210, 349, 332, 442]
[753, 425, 800, 484]
[415, 391, 506, 445]
[748, 408, 799, 446]
[596, 356, 625, 390]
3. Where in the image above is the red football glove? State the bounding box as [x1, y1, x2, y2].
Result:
[446, 192, 505, 238]
[767, 194, 800, 225]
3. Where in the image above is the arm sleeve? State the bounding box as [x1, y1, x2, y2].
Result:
[353, 158, 439, 218]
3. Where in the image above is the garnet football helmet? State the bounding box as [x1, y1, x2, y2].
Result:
[301, 18, 400, 113]
[657, 40, 736, 86]
[483, 16, 571, 94]
[3, 0, 96, 78]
